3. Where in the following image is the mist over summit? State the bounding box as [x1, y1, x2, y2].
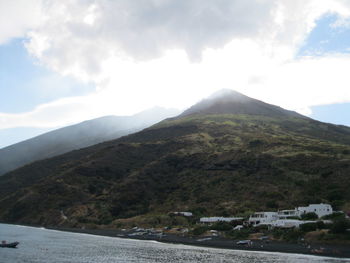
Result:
[180, 89, 303, 118]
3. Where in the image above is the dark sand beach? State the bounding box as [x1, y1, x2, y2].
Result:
[47, 227, 350, 259]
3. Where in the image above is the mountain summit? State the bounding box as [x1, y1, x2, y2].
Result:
[180, 89, 303, 118]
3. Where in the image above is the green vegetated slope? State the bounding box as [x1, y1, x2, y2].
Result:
[0, 90, 350, 227]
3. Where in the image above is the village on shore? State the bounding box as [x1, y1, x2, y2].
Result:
[51, 202, 349, 257]
[118, 203, 350, 244]
[177, 203, 337, 228]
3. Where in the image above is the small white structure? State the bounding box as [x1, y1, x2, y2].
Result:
[200, 217, 243, 224]
[209, 230, 219, 236]
[297, 204, 333, 218]
[271, 219, 316, 228]
[171, 212, 193, 217]
[233, 225, 244, 231]
[249, 212, 278, 226]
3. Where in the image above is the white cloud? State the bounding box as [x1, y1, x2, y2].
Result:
[246, 54, 350, 114]
[26, 0, 277, 64]
[0, 0, 43, 44]
[2, 0, 350, 129]
[25, 0, 328, 80]
[0, 91, 137, 129]
[3, 42, 350, 130]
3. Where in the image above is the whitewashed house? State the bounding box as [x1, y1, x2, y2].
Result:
[170, 212, 193, 217]
[200, 217, 243, 224]
[297, 204, 333, 218]
[277, 204, 333, 219]
[248, 212, 278, 226]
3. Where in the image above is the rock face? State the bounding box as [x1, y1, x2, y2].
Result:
[0, 90, 349, 227]
[0, 107, 180, 176]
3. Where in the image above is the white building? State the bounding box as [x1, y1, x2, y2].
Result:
[277, 209, 299, 219]
[277, 204, 333, 219]
[171, 212, 193, 217]
[200, 217, 243, 224]
[248, 212, 278, 226]
[297, 204, 333, 218]
[246, 204, 333, 227]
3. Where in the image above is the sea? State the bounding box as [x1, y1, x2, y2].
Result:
[0, 223, 349, 263]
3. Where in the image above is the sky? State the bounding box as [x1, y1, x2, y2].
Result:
[1, 0, 350, 148]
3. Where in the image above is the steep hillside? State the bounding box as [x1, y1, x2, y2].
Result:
[0, 91, 349, 227]
[0, 107, 179, 175]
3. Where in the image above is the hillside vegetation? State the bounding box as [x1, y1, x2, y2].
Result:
[0, 111, 349, 227]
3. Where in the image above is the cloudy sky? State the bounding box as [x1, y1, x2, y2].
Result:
[1, 0, 350, 148]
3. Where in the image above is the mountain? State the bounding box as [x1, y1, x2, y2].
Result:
[0, 107, 180, 176]
[0, 90, 349, 227]
[179, 89, 303, 118]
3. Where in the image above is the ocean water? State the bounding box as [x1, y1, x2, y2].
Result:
[0, 224, 349, 263]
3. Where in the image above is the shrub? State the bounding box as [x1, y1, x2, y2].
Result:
[170, 216, 189, 226]
[77, 216, 89, 223]
[98, 213, 113, 225]
[271, 228, 284, 239]
[191, 226, 208, 236]
[210, 222, 232, 231]
[331, 200, 345, 210]
[227, 229, 251, 239]
[254, 224, 269, 232]
[271, 228, 303, 242]
[249, 139, 263, 147]
[190, 207, 207, 217]
[322, 212, 345, 220]
[316, 221, 326, 230]
[330, 219, 350, 234]
[300, 223, 317, 232]
[283, 229, 304, 242]
[266, 200, 278, 209]
[327, 190, 345, 202]
[300, 212, 318, 220]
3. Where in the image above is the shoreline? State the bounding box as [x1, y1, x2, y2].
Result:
[45, 226, 350, 259]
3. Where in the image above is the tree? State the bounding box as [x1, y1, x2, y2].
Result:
[330, 219, 350, 234]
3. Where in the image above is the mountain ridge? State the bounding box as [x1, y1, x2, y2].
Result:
[0, 107, 180, 175]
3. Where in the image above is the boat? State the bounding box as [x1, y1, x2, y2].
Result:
[0, 241, 19, 248]
[236, 240, 252, 245]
